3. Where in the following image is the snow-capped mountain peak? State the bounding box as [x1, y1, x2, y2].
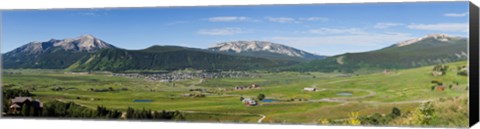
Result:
[210, 41, 303, 57]
[208, 41, 325, 60]
[8, 34, 115, 55]
[395, 34, 461, 47]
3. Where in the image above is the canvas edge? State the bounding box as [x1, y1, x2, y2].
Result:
[469, 1, 479, 127]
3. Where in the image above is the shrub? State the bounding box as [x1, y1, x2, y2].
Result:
[348, 112, 361, 125]
[391, 107, 401, 117]
[359, 107, 402, 125]
[257, 94, 266, 101]
[433, 65, 448, 74]
[418, 102, 435, 125]
[319, 118, 330, 125]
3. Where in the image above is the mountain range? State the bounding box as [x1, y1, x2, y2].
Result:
[66, 45, 298, 72]
[208, 41, 326, 62]
[2, 35, 115, 69]
[288, 34, 468, 72]
[2, 34, 468, 72]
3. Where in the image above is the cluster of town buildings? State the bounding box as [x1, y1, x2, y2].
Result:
[112, 71, 258, 82]
[234, 84, 260, 90]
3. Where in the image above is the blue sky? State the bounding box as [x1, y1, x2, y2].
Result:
[1, 1, 469, 56]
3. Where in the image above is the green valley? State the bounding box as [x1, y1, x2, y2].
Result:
[1, 34, 470, 127]
[2, 61, 469, 127]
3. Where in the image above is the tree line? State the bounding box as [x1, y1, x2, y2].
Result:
[125, 107, 185, 120]
[2, 89, 34, 114]
[3, 89, 184, 120]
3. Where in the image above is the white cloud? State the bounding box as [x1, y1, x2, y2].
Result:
[265, 16, 329, 23]
[269, 32, 415, 55]
[165, 21, 189, 26]
[444, 12, 468, 17]
[77, 10, 108, 16]
[265, 17, 300, 23]
[197, 27, 246, 36]
[207, 16, 249, 22]
[407, 23, 468, 32]
[78, 12, 99, 16]
[374, 22, 403, 29]
[271, 32, 414, 46]
[299, 17, 329, 22]
[307, 28, 367, 35]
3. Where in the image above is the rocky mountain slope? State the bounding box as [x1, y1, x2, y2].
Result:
[290, 34, 468, 72]
[208, 41, 325, 62]
[3, 35, 116, 69]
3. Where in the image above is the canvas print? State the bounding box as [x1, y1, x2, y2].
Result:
[0, 1, 471, 128]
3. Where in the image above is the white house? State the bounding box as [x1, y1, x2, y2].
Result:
[304, 87, 317, 92]
[242, 98, 257, 106]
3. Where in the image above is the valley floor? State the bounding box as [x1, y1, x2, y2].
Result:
[1, 61, 469, 127]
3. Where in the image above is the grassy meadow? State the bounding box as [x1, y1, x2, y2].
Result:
[1, 61, 469, 127]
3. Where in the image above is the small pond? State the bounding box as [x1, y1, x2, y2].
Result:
[336, 92, 353, 96]
[133, 99, 154, 102]
[261, 99, 278, 102]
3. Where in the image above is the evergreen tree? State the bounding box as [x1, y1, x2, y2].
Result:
[126, 107, 134, 118]
[391, 107, 401, 117]
[257, 94, 266, 101]
[21, 103, 30, 116]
